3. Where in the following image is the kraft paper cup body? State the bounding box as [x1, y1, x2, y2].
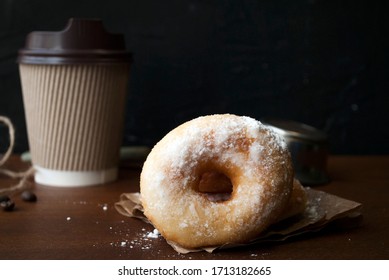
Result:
[19, 63, 129, 186]
[18, 18, 132, 187]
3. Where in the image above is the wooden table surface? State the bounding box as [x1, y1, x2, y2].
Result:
[1, 155, 388, 260]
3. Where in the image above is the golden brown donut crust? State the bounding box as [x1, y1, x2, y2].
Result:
[140, 114, 294, 249]
[276, 179, 308, 222]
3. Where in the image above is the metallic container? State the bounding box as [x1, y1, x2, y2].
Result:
[262, 119, 329, 186]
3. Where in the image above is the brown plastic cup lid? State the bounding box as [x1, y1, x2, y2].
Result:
[17, 18, 132, 65]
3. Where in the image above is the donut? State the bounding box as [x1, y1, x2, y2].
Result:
[276, 179, 308, 222]
[140, 114, 295, 248]
[197, 173, 307, 219]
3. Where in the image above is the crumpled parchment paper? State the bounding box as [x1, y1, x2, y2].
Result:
[115, 188, 362, 253]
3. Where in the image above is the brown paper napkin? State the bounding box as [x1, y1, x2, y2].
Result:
[115, 189, 362, 253]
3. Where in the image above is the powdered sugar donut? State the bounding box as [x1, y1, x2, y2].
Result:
[140, 114, 294, 249]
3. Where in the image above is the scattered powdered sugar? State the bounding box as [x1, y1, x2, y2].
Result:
[109, 227, 161, 251]
[179, 221, 188, 228]
[64, 200, 110, 212]
[306, 203, 319, 220]
[104, 223, 271, 259]
[146, 229, 160, 238]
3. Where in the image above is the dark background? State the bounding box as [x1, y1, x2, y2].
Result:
[0, 0, 388, 155]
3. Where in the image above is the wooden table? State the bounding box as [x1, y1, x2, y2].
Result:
[1, 155, 388, 260]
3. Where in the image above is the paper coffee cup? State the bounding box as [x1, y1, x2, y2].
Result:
[18, 19, 132, 187]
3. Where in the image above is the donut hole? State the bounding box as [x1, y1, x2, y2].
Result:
[197, 171, 233, 202]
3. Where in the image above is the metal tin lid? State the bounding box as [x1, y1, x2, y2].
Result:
[262, 118, 329, 185]
[262, 119, 328, 143]
[17, 18, 132, 65]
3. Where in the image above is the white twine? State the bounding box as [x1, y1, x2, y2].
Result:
[0, 116, 35, 195]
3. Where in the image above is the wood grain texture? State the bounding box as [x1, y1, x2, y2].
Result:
[0, 155, 388, 259]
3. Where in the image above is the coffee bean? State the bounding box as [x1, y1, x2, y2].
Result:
[0, 195, 10, 203]
[21, 190, 37, 202]
[1, 200, 15, 211]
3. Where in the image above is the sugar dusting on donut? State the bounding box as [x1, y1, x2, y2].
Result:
[140, 114, 294, 248]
